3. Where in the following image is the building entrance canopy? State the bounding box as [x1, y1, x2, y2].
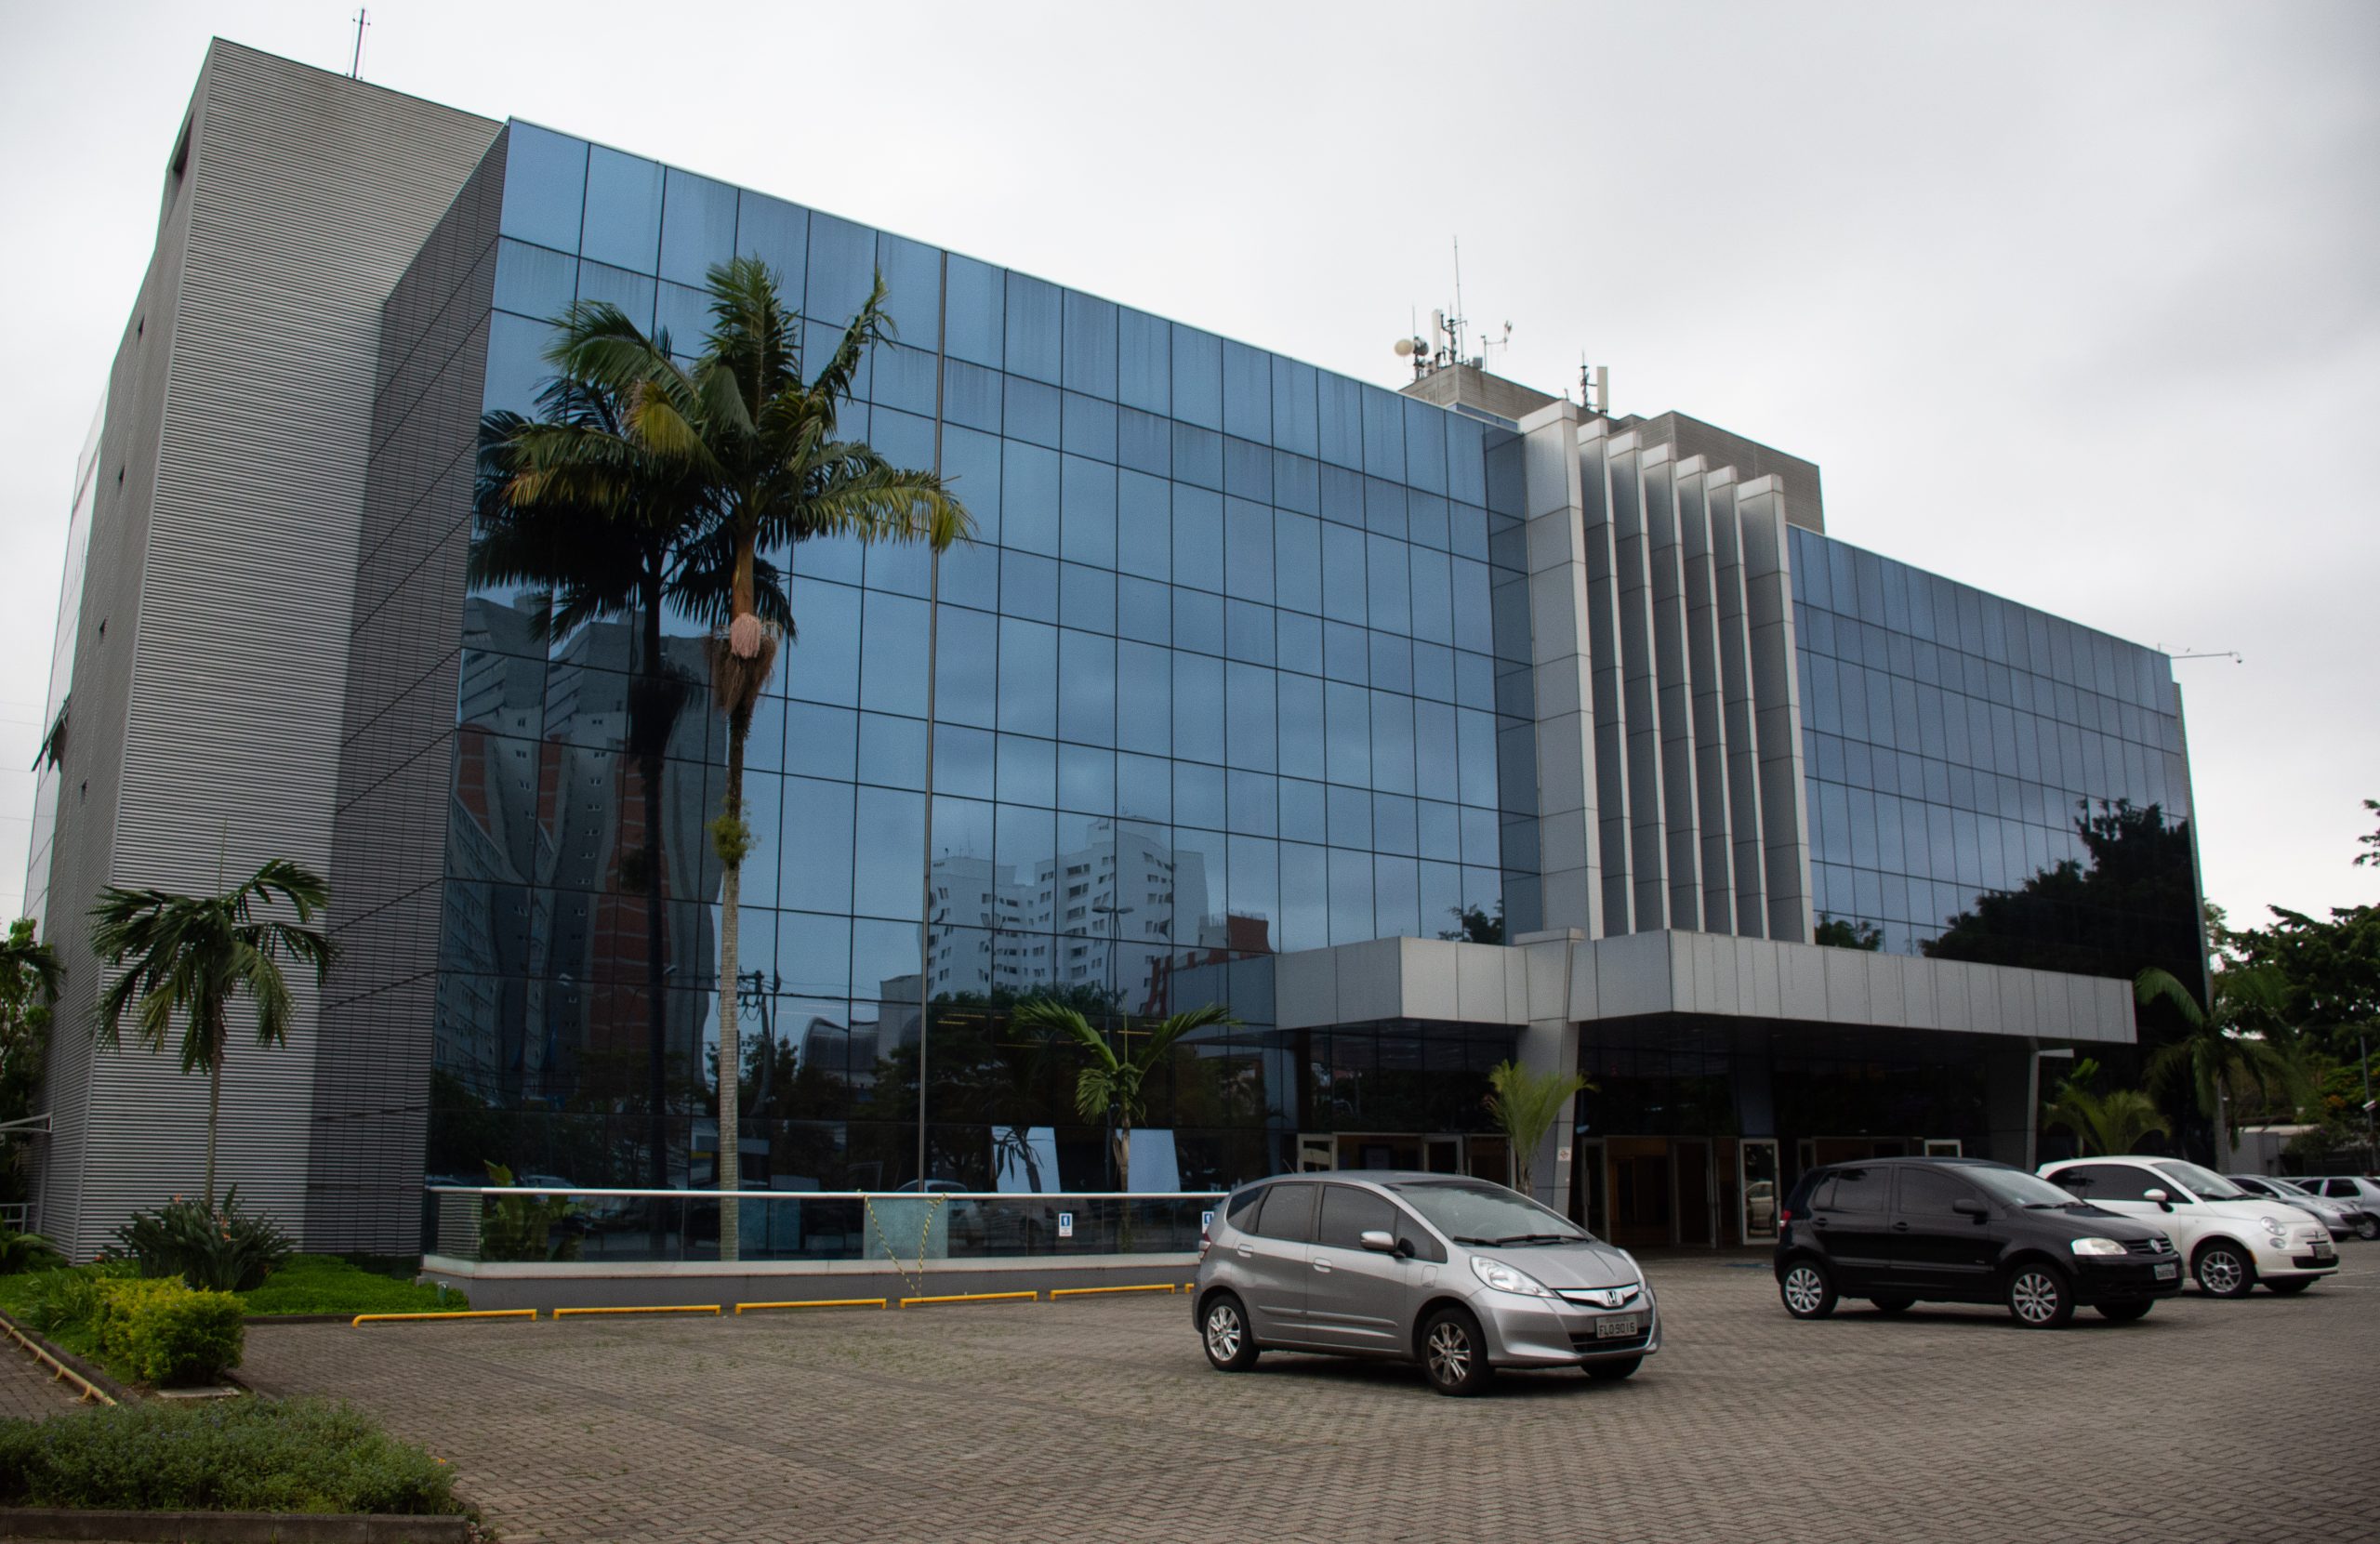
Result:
[1272, 927, 2133, 1044]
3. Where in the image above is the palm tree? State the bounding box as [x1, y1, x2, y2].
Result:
[552, 258, 972, 1259]
[2040, 1057, 2169, 1155]
[0, 918, 62, 1205]
[89, 859, 333, 1213]
[1484, 1060, 1593, 1201]
[2136, 965, 2307, 1169]
[476, 332, 769, 1198]
[1012, 998, 1236, 1192]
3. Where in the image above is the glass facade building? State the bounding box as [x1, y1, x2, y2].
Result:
[34, 47, 2205, 1254]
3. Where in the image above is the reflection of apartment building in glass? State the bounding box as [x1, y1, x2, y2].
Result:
[28, 43, 2203, 1256]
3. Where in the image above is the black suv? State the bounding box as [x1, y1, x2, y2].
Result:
[1774, 1156, 2184, 1328]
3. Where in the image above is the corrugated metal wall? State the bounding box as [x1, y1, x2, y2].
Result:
[33, 42, 496, 1257]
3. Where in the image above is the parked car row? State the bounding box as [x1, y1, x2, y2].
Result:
[1775, 1155, 2346, 1330]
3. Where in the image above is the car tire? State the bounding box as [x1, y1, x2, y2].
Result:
[1199, 1292, 1261, 1372]
[2355, 1216, 2379, 1242]
[1420, 1305, 1495, 1397]
[2005, 1262, 2074, 1328]
[2265, 1277, 2315, 1296]
[1583, 1356, 1642, 1381]
[1778, 1259, 1837, 1320]
[1869, 1297, 1914, 1315]
[2095, 1300, 2153, 1323]
[2192, 1240, 2256, 1300]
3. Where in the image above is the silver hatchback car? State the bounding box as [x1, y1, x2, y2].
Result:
[1191, 1171, 1659, 1395]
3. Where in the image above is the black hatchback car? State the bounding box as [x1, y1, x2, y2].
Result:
[1774, 1156, 2184, 1328]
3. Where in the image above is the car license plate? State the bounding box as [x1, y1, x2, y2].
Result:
[1594, 1313, 1642, 1339]
[2154, 1261, 2179, 1280]
[2314, 1240, 2334, 1259]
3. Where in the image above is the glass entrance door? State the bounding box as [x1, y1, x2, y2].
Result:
[1571, 1139, 1606, 1235]
[1740, 1139, 1781, 1244]
[1674, 1139, 1713, 1247]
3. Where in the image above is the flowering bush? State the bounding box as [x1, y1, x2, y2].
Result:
[112, 1188, 293, 1292]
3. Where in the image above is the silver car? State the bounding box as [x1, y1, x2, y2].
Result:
[2287, 1176, 2380, 1240]
[1191, 1171, 1659, 1396]
[2225, 1175, 2363, 1241]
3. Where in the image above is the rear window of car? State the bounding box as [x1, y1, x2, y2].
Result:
[1820, 1167, 1889, 1213]
[1226, 1185, 1266, 1224]
[1253, 1183, 1318, 1242]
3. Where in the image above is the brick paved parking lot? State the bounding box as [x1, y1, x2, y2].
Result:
[237, 1250, 2380, 1544]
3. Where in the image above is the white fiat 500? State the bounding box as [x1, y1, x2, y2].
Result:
[2038, 1156, 2336, 1298]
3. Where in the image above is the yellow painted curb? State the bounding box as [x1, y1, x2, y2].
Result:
[550, 1304, 721, 1318]
[898, 1290, 1038, 1308]
[2, 1317, 114, 1405]
[734, 1298, 890, 1314]
[350, 1309, 538, 1326]
[1047, 1284, 1176, 1299]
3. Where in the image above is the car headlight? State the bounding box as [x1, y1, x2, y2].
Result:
[1470, 1256, 1554, 1298]
[2069, 1237, 2126, 1257]
[2259, 1216, 2287, 1234]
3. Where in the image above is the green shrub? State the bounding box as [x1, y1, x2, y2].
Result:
[240, 1255, 466, 1317]
[0, 1397, 462, 1514]
[112, 1189, 294, 1292]
[93, 1277, 244, 1386]
[0, 1228, 65, 1275]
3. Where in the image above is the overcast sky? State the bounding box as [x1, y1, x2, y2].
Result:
[0, 1, 2373, 934]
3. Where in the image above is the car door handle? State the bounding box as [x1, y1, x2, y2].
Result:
[1812, 1217, 1828, 1228]
[1313, 1260, 1331, 1273]
[1891, 1221, 1911, 1232]
[1236, 1247, 1253, 1260]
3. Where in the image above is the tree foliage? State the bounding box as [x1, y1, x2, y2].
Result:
[1484, 1060, 1593, 1198]
[1010, 997, 1236, 1191]
[2040, 1057, 2169, 1155]
[1926, 799, 2201, 984]
[0, 917, 60, 1206]
[1813, 915, 1884, 951]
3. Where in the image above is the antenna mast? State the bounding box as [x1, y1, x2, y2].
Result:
[350, 8, 369, 78]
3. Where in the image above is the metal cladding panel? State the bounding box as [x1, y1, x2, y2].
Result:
[1639, 447, 1702, 930]
[1737, 478, 1813, 942]
[1576, 421, 1633, 932]
[36, 42, 496, 1257]
[1674, 460, 1737, 932]
[1705, 472, 1767, 934]
[1604, 435, 1668, 929]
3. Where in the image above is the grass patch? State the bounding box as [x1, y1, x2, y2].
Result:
[238, 1256, 465, 1317]
[0, 1397, 465, 1514]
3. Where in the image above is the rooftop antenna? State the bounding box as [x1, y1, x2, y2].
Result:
[2157, 645, 2244, 666]
[350, 8, 369, 79]
[1580, 359, 1610, 416]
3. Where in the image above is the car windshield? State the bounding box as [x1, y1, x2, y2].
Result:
[1386, 1180, 1592, 1245]
[1964, 1167, 2095, 1208]
[2264, 1178, 2312, 1196]
[2155, 1160, 2251, 1201]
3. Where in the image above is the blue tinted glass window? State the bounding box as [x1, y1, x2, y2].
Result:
[1446, 416, 1487, 504]
[997, 618, 1058, 737]
[859, 590, 929, 717]
[1275, 452, 1319, 515]
[1061, 290, 1117, 400]
[1173, 653, 1224, 765]
[658, 168, 736, 288]
[858, 711, 928, 789]
[1278, 674, 1325, 781]
[1117, 641, 1170, 755]
[1321, 621, 1367, 685]
[936, 723, 994, 799]
[1374, 854, 1421, 938]
[787, 703, 857, 780]
[581, 147, 662, 273]
[873, 343, 938, 417]
[1358, 386, 1406, 480]
[1176, 761, 1225, 831]
[1172, 484, 1223, 593]
[941, 425, 1000, 546]
[997, 733, 1057, 807]
[1116, 307, 1169, 414]
[945, 254, 1003, 367]
[877, 233, 940, 345]
[1368, 633, 1411, 694]
[1224, 600, 1274, 666]
[1003, 375, 1061, 448]
[1058, 744, 1114, 814]
[1118, 754, 1170, 822]
[1329, 849, 1374, 944]
[1005, 272, 1062, 383]
[655, 282, 708, 352]
[1320, 523, 1367, 625]
[1171, 324, 1223, 429]
[1059, 561, 1116, 635]
[1173, 587, 1223, 656]
[1270, 356, 1318, 457]
[1117, 469, 1169, 581]
[1408, 548, 1453, 646]
[1226, 662, 1277, 772]
[781, 777, 855, 913]
[1364, 479, 1408, 541]
[500, 124, 587, 251]
[1316, 373, 1363, 470]
[1366, 535, 1411, 636]
[1280, 777, 1327, 843]
[576, 261, 654, 330]
[735, 191, 808, 299]
[1058, 629, 1115, 747]
[1061, 455, 1117, 569]
[1274, 511, 1322, 616]
[1002, 442, 1060, 556]
[1062, 392, 1117, 461]
[805, 213, 877, 323]
[1222, 341, 1271, 443]
[999, 548, 1057, 623]
[1403, 400, 1448, 493]
[1224, 500, 1274, 604]
[493, 239, 575, 322]
[1280, 842, 1329, 951]
[784, 576, 861, 706]
[1117, 576, 1169, 646]
[853, 787, 924, 920]
[943, 360, 1000, 432]
[1118, 407, 1170, 476]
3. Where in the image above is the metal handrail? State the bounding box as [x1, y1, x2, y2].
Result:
[426, 1187, 1224, 1200]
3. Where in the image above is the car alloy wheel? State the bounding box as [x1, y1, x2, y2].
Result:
[2194, 1244, 2254, 1299]
[2007, 1265, 2071, 1328]
[1201, 1294, 1259, 1372]
[2357, 1216, 2379, 1242]
[1780, 1261, 1835, 1319]
[1421, 1306, 1492, 1396]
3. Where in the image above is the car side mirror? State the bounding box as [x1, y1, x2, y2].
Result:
[1951, 1198, 1988, 1221]
[1359, 1229, 1399, 1255]
[2142, 1188, 2172, 1210]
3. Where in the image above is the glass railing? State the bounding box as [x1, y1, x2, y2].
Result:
[426, 1187, 1225, 1265]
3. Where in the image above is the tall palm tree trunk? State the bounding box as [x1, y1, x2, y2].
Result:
[1113, 1112, 1130, 1195]
[205, 1026, 224, 1216]
[715, 710, 747, 1262]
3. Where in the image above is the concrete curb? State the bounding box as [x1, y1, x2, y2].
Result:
[0, 1310, 132, 1405]
[0, 1510, 466, 1541]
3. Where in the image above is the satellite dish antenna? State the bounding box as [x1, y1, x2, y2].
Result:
[1395, 337, 1418, 357]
